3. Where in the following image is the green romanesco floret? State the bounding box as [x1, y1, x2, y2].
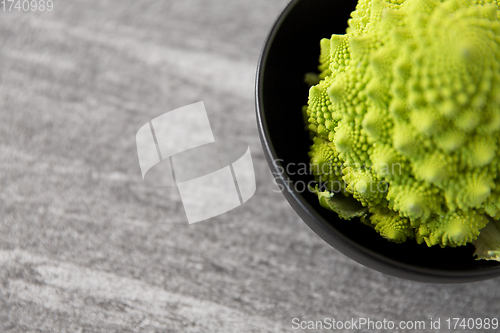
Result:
[305, 0, 500, 261]
[309, 136, 346, 192]
[369, 206, 414, 243]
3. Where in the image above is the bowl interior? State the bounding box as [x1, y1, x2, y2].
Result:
[257, 0, 500, 282]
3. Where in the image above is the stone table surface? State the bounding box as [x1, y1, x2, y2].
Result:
[1, 0, 499, 332]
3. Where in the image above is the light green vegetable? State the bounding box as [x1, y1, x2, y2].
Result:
[305, 0, 500, 260]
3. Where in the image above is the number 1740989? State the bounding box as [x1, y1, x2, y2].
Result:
[2, 0, 53, 11]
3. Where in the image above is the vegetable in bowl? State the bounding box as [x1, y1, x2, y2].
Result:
[305, 0, 500, 261]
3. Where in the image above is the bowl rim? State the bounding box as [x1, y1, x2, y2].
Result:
[255, 0, 500, 283]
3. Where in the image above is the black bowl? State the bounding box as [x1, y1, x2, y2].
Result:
[255, 0, 500, 283]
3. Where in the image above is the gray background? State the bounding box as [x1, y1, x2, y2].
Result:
[1, 0, 499, 332]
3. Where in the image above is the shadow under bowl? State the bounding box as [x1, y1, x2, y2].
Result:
[255, 0, 500, 283]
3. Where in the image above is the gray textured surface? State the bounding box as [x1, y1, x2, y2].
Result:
[1, 0, 500, 332]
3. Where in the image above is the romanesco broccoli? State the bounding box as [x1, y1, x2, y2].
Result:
[305, 0, 500, 260]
